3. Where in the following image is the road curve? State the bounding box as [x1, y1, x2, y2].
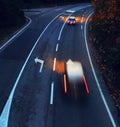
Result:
[0, 3, 119, 127]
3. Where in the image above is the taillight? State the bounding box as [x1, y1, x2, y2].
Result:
[67, 20, 69, 23]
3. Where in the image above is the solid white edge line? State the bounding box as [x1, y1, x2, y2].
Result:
[50, 82, 54, 104]
[84, 12, 117, 127]
[53, 58, 56, 71]
[58, 14, 71, 41]
[0, 16, 32, 50]
[56, 43, 59, 52]
[0, 13, 62, 127]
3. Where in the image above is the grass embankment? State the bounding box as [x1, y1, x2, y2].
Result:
[88, 15, 120, 119]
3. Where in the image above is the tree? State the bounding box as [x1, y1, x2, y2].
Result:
[0, 0, 25, 28]
[91, 0, 120, 47]
[91, 0, 120, 88]
[91, 0, 120, 25]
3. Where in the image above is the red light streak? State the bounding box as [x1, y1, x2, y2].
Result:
[83, 75, 90, 94]
[64, 74, 67, 94]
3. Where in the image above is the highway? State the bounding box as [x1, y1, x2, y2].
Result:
[0, 3, 119, 127]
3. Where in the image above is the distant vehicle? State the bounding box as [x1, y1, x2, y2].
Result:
[63, 59, 89, 99]
[67, 16, 76, 25]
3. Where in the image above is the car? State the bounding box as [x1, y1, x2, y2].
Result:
[63, 59, 89, 99]
[67, 16, 76, 25]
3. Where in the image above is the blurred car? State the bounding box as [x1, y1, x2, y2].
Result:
[63, 59, 89, 99]
[67, 16, 76, 25]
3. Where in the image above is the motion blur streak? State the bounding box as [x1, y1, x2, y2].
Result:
[56, 61, 65, 74]
[59, 16, 69, 22]
[75, 16, 86, 23]
[49, 59, 65, 73]
[64, 74, 67, 94]
[83, 75, 90, 94]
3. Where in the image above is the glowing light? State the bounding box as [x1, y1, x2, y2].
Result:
[76, 16, 86, 23]
[53, 58, 56, 71]
[64, 74, 67, 94]
[83, 75, 90, 94]
[56, 61, 65, 74]
[66, 59, 83, 82]
[49, 58, 65, 74]
[59, 16, 86, 23]
[59, 16, 68, 23]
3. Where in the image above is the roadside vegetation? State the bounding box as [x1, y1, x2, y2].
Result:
[89, 0, 120, 118]
[0, 0, 26, 45]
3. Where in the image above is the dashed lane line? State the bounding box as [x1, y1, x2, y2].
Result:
[55, 43, 59, 52]
[50, 82, 54, 105]
[0, 13, 63, 127]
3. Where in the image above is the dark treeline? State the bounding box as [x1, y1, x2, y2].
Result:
[90, 0, 120, 114]
[91, 0, 120, 88]
[0, 0, 26, 28]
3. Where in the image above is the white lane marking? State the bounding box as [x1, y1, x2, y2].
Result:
[53, 58, 56, 71]
[0, 17, 32, 50]
[58, 15, 71, 41]
[81, 25, 83, 30]
[55, 43, 59, 52]
[50, 82, 54, 104]
[84, 12, 117, 127]
[0, 13, 62, 127]
[34, 57, 44, 72]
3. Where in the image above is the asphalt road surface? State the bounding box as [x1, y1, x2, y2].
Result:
[0, 3, 119, 127]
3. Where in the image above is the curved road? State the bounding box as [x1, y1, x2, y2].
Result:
[0, 3, 119, 127]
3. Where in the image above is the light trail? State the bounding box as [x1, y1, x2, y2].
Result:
[83, 75, 90, 94]
[64, 74, 67, 94]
